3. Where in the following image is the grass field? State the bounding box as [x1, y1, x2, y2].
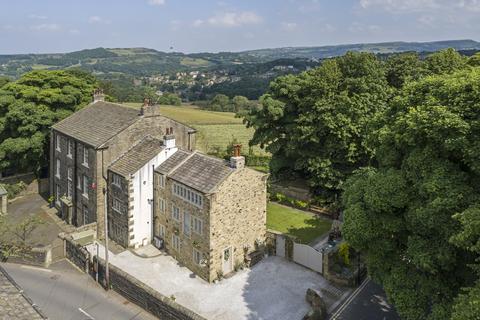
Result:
[267, 202, 331, 244]
[123, 103, 267, 155]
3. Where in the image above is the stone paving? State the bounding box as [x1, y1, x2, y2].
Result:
[87, 243, 351, 320]
[0, 266, 44, 320]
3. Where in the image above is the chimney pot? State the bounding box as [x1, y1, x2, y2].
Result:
[93, 88, 105, 102]
[230, 144, 244, 169]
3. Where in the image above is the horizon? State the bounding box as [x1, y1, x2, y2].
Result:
[3, 38, 479, 56]
[1, 0, 480, 54]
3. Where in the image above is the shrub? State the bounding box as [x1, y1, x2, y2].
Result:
[338, 242, 351, 267]
[2, 182, 26, 199]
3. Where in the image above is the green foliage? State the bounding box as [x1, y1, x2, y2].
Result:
[0, 70, 97, 174]
[424, 48, 467, 75]
[244, 52, 390, 201]
[271, 192, 309, 210]
[156, 93, 181, 106]
[342, 68, 480, 320]
[1, 182, 26, 199]
[385, 52, 425, 88]
[338, 242, 351, 267]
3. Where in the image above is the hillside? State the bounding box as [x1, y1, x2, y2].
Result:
[1, 39, 479, 100]
[1, 39, 479, 78]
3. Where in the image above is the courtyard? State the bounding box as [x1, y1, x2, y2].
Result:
[86, 243, 351, 320]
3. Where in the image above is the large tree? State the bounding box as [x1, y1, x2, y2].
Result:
[244, 52, 390, 199]
[342, 67, 480, 320]
[0, 70, 97, 174]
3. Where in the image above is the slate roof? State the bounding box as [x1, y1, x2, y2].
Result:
[154, 149, 191, 175]
[156, 150, 234, 194]
[52, 101, 140, 148]
[109, 137, 164, 177]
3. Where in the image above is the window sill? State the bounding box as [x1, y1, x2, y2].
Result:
[55, 174, 61, 179]
[82, 193, 89, 200]
[67, 154, 72, 159]
[82, 163, 89, 168]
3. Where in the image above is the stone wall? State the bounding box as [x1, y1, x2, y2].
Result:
[94, 256, 206, 320]
[154, 173, 212, 282]
[107, 171, 129, 247]
[63, 237, 90, 272]
[209, 167, 267, 281]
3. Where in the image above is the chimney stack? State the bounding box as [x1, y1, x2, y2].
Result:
[230, 144, 245, 169]
[164, 127, 176, 149]
[140, 98, 150, 116]
[93, 89, 105, 102]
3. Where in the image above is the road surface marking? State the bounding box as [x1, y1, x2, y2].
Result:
[20, 265, 52, 273]
[330, 277, 370, 320]
[78, 307, 95, 320]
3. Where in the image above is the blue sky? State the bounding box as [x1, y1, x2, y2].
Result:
[1, 0, 479, 54]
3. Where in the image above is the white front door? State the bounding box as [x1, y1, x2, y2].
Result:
[222, 247, 233, 275]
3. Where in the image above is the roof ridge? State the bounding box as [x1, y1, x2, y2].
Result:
[109, 135, 157, 169]
[165, 150, 196, 176]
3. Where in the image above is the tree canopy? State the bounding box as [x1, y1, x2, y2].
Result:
[342, 68, 480, 320]
[243, 52, 390, 199]
[0, 70, 97, 174]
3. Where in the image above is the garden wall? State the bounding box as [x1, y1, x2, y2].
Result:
[62, 236, 90, 272]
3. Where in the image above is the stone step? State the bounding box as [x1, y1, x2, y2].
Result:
[321, 284, 343, 299]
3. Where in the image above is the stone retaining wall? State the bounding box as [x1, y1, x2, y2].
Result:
[63, 237, 90, 272]
[93, 256, 206, 320]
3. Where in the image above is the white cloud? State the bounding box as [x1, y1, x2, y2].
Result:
[359, 0, 480, 12]
[89, 16, 111, 24]
[193, 19, 204, 27]
[28, 14, 47, 20]
[203, 11, 263, 28]
[69, 29, 80, 35]
[31, 23, 61, 31]
[281, 22, 298, 31]
[148, 0, 165, 5]
[349, 22, 381, 33]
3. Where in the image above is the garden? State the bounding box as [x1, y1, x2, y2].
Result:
[266, 202, 331, 244]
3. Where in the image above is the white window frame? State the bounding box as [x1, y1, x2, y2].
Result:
[82, 146, 89, 168]
[157, 198, 165, 213]
[112, 198, 126, 214]
[82, 175, 89, 199]
[158, 224, 166, 238]
[193, 248, 203, 265]
[172, 205, 181, 222]
[77, 173, 81, 189]
[193, 216, 204, 236]
[67, 168, 72, 198]
[55, 159, 61, 179]
[172, 183, 203, 208]
[55, 134, 61, 152]
[183, 211, 191, 237]
[67, 139, 73, 158]
[172, 234, 180, 251]
[55, 184, 61, 206]
[158, 174, 165, 188]
[112, 173, 122, 187]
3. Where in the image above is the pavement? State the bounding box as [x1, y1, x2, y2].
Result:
[329, 278, 401, 320]
[87, 243, 352, 320]
[0, 265, 44, 320]
[1, 260, 158, 320]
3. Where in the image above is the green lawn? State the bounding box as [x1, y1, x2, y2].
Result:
[123, 103, 268, 155]
[267, 202, 331, 244]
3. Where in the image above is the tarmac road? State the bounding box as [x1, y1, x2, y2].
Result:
[1, 260, 157, 320]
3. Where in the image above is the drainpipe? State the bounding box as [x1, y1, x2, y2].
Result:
[101, 148, 110, 290]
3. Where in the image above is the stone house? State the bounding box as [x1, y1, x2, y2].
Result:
[153, 145, 268, 282]
[49, 92, 196, 238]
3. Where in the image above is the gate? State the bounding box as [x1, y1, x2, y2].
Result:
[293, 243, 323, 273]
[276, 235, 285, 257]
